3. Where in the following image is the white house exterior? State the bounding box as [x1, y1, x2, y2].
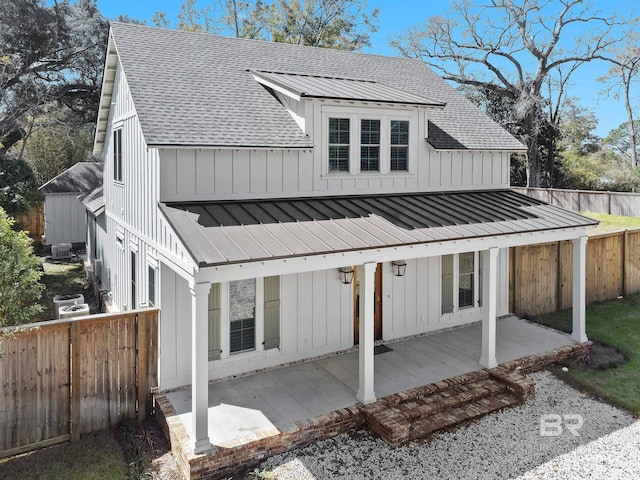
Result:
[39, 162, 103, 245]
[92, 23, 596, 454]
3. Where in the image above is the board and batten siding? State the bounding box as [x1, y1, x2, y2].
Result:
[158, 99, 510, 202]
[43, 193, 86, 245]
[157, 253, 509, 390]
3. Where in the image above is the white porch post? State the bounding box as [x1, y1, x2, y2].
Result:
[191, 281, 211, 454]
[356, 262, 376, 404]
[572, 236, 588, 342]
[480, 247, 498, 369]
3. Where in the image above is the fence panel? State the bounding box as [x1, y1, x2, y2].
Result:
[0, 309, 158, 458]
[0, 323, 71, 456]
[626, 230, 640, 294]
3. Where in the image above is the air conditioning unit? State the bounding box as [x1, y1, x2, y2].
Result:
[93, 258, 102, 277]
[52, 243, 73, 259]
[53, 293, 85, 319]
[59, 303, 90, 319]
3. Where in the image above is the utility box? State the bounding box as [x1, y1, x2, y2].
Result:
[52, 243, 73, 259]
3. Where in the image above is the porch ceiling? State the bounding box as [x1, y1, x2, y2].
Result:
[160, 189, 598, 267]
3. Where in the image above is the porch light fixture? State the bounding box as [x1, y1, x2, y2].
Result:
[392, 260, 407, 277]
[338, 266, 355, 284]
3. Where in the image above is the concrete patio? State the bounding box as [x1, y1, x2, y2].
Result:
[164, 316, 576, 448]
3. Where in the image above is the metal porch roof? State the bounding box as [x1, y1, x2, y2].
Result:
[160, 190, 597, 267]
[252, 71, 445, 107]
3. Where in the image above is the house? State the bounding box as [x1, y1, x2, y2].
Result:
[39, 161, 104, 246]
[91, 22, 597, 462]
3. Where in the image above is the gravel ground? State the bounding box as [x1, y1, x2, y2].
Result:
[260, 371, 640, 479]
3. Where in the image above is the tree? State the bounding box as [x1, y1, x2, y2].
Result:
[392, 0, 622, 187]
[0, 0, 108, 153]
[0, 207, 44, 327]
[0, 152, 39, 218]
[154, 0, 379, 50]
[598, 26, 640, 167]
[603, 121, 640, 163]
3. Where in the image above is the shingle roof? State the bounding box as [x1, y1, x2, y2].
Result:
[107, 22, 524, 151]
[161, 190, 596, 267]
[78, 186, 105, 215]
[39, 162, 104, 194]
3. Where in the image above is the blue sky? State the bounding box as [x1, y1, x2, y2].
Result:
[96, 0, 637, 137]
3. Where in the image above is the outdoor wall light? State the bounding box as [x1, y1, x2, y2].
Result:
[392, 260, 407, 277]
[338, 266, 355, 284]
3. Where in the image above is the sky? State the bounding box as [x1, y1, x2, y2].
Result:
[95, 0, 638, 138]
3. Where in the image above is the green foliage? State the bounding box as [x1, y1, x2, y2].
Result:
[0, 152, 40, 218]
[0, 207, 45, 326]
[155, 0, 379, 51]
[0, 0, 108, 153]
[603, 121, 640, 163]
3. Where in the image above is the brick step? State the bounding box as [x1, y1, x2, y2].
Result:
[397, 378, 508, 421]
[407, 392, 520, 441]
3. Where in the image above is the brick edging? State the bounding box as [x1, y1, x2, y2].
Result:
[155, 341, 592, 480]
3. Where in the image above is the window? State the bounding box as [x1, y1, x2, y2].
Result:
[442, 252, 479, 314]
[360, 119, 380, 171]
[458, 252, 475, 308]
[148, 266, 156, 307]
[390, 120, 409, 171]
[130, 251, 136, 309]
[113, 129, 122, 182]
[229, 279, 256, 353]
[328, 118, 350, 172]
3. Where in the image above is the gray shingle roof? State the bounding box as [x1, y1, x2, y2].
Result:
[161, 190, 596, 267]
[79, 186, 105, 215]
[39, 162, 104, 194]
[108, 22, 524, 151]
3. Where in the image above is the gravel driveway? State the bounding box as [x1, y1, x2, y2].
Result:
[261, 371, 640, 479]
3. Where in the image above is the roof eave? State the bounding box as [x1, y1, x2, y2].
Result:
[92, 31, 119, 157]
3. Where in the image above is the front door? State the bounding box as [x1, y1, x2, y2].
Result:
[353, 263, 383, 344]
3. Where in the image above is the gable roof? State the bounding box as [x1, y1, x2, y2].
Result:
[95, 22, 524, 154]
[161, 190, 596, 267]
[39, 162, 104, 194]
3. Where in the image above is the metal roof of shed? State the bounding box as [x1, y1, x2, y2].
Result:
[161, 190, 597, 267]
[252, 71, 446, 106]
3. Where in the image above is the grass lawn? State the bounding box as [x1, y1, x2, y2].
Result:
[0, 430, 127, 480]
[533, 293, 640, 416]
[581, 211, 640, 233]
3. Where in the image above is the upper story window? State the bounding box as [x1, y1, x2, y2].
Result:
[328, 118, 350, 172]
[113, 128, 123, 182]
[324, 108, 415, 176]
[360, 119, 380, 172]
[390, 120, 409, 171]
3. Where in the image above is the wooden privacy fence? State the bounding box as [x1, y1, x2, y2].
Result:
[513, 187, 640, 217]
[15, 202, 45, 241]
[509, 229, 640, 316]
[0, 308, 158, 459]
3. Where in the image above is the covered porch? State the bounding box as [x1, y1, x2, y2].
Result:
[164, 315, 577, 447]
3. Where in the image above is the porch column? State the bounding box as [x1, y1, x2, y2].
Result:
[356, 262, 376, 404]
[572, 236, 588, 342]
[480, 247, 498, 369]
[191, 281, 212, 454]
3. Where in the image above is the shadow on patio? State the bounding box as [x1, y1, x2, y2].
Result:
[164, 316, 575, 447]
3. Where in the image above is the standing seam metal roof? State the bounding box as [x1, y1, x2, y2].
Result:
[160, 190, 597, 267]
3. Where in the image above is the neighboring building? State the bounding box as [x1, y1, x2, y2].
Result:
[92, 22, 597, 454]
[39, 162, 104, 245]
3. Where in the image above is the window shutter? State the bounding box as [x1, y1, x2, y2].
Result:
[208, 283, 221, 361]
[263, 276, 280, 350]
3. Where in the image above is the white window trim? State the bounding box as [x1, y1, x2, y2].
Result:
[442, 252, 481, 317]
[321, 105, 418, 177]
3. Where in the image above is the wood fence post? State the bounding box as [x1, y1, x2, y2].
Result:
[70, 321, 80, 442]
[623, 229, 628, 297]
[137, 312, 148, 420]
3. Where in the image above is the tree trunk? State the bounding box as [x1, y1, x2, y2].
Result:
[623, 73, 638, 167]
